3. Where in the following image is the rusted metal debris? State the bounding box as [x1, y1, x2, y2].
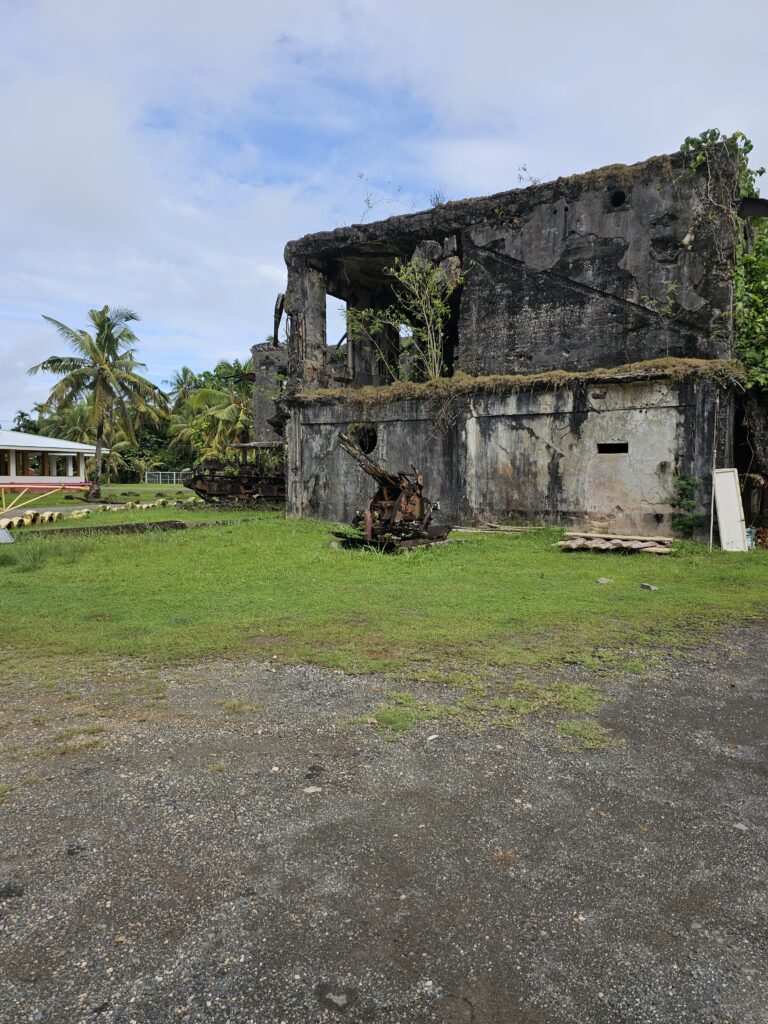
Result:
[182, 443, 285, 505]
[557, 531, 672, 555]
[333, 433, 450, 551]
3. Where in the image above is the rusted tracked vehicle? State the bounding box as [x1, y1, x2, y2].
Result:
[181, 442, 285, 504]
[333, 433, 451, 550]
[183, 339, 289, 505]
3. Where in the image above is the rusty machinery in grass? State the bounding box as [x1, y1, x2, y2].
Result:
[181, 344, 287, 505]
[334, 432, 451, 550]
[181, 442, 285, 505]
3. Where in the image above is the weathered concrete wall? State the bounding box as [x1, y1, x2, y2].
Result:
[285, 377, 731, 537]
[279, 150, 737, 535]
[284, 152, 738, 387]
[457, 157, 734, 374]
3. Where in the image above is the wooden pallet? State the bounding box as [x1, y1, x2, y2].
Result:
[557, 531, 673, 555]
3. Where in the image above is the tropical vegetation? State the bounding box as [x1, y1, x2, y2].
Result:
[345, 255, 462, 382]
[167, 357, 254, 460]
[29, 306, 167, 497]
[11, 309, 263, 487]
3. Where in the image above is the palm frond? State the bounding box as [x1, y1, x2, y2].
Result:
[28, 355, 89, 376]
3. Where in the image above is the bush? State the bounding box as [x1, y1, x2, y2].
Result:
[669, 475, 700, 537]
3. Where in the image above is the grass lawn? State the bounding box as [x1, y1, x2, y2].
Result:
[1, 482, 190, 509]
[1, 511, 766, 682]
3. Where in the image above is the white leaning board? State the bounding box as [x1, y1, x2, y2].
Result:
[714, 468, 748, 552]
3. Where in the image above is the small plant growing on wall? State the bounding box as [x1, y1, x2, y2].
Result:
[668, 474, 700, 537]
[345, 255, 462, 382]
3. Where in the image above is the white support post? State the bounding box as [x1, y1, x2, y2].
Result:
[66, 456, 74, 477]
[78, 454, 85, 480]
[9, 450, 16, 477]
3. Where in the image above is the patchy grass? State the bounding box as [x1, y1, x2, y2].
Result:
[0, 776, 44, 804]
[362, 679, 607, 738]
[215, 699, 262, 715]
[36, 738, 104, 758]
[98, 485, 190, 504]
[51, 725, 106, 742]
[557, 719, 624, 750]
[365, 692, 458, 735]
[1, 514, 766, 687]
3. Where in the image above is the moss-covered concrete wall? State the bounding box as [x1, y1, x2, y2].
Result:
[285, 377, 732, 537]
[284, 151, 738, 388]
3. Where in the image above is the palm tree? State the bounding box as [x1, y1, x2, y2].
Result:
[211, 357, 253, 381]
[46, 401, 94, 445]
[164, 366, 199, 409]
[168, 357, 254, 458]
[29, 306, 167, 497]
[170, 384, 252, 457]
[12, 406, 45, 433]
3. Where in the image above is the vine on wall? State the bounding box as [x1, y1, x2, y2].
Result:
[679, 129, 766, 389]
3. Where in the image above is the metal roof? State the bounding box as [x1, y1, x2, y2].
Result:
[0, 429, 108, 455]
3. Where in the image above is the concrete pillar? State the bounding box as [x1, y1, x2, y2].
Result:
[66, 456, 74, 477]
[8, 450, 16, 478]
[285, 261, 329, 390]
[77, 454, 86, 480]
[285, 405, 304, 518]
[250, 343, 286, 443]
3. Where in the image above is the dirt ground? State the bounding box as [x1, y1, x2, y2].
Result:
[1, 628, 766, 1023]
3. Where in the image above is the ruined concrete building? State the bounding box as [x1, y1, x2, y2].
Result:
[256, 150, 759, 536]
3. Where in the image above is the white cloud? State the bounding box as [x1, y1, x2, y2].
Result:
[0, 0, 765, 425]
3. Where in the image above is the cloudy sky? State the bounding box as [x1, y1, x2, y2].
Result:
[1, 0, 765, 426]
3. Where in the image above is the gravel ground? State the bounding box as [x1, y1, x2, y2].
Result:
[0, 629, 766, 1023]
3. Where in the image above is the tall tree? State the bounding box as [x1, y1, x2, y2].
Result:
[164, 366, 199, 409]
[169, 357, 253, 457]
[29, 306, 167, 497]
[12, 408, 43, 433]
[46, 401, 94, 445]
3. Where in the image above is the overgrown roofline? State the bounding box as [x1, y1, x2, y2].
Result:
[284, 152, 682, 262]
[287, 358, 744, 408]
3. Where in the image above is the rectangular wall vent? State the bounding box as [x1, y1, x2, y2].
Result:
[597, 442, 629, 454]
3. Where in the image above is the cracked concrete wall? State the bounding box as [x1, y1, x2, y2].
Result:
[284, 151, 737, 385]
[285, 378, 731, 537]
[457, 158, 733, 374]
[280, 151, 736, 531]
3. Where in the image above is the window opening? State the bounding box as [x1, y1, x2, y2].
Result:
[327, 293, 350, 383]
